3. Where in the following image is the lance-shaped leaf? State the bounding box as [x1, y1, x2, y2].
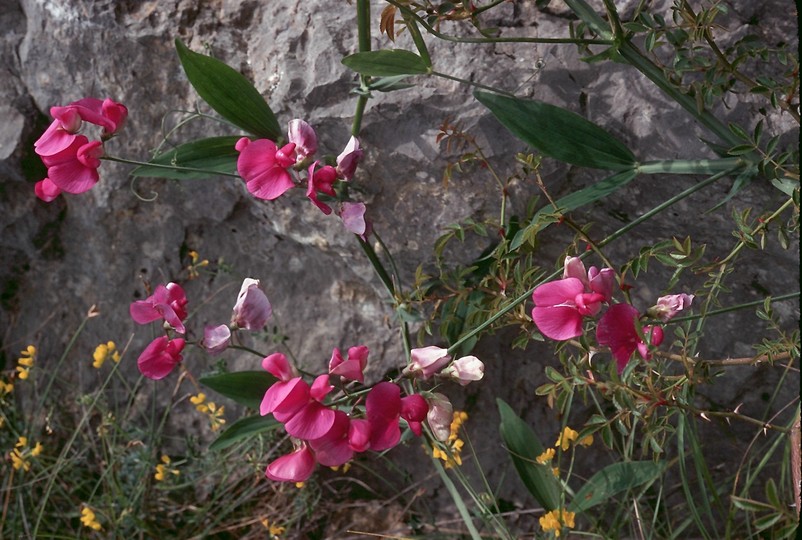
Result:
[510, 168, 638, 249]
[342, 49, 431, 77]
[209, 414, 281, 451]
[175, 39, 281, 140]
[474, 91, 637, 170]
[497, 398, 561, 510]
[199, 370, 276, 410]
[569, 461, 664, 513]
[131, 136, 240, 180]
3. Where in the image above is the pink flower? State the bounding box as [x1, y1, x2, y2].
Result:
[426, 393, 454, 441]
[137, 336, 185, 379]
[404, 346, 451, 379]
[336, 136, 363, 180]
[265, 443, 316, 482]
[231, 278, 272, 330]
[441, 355, 484, 386]
[309, 410, 354, 467]
[129, 282, 188, 334]
[365, 382, 428, 451]
[287, 119, 317, 163]
[202, 324, 231, 354]
[596, 303, 665, 373]
[261, 372, 336, 441]
[531, 278, 607, 341]
[563, 256, 616, 300]
[306, 161, 338, 214]
[38, 136, 103, 195]
[34, 178, 62, 202]
[347, 418, 372, 452]
[328, 345, 368, 383]
[35, 97, 127, 157]
[262, 352, 296, 382]
[339, 202, 371, 240]
[235, 138, 297, 200]
[648, 293, 694, 322]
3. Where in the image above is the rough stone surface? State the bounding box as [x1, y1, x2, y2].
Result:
[1, 0, 798, 533]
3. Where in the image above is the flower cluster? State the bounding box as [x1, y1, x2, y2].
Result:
[16, 345, 36, 380]
[80, 506, 102, 531]
[431, 410, 469, 468]
[539, 508, 576, 538]
[92, 341, 120, 369]
[190, 393, 226, 431]
[402, 346, 484, 386]
[154, 454, 180, 481]
[9, 436, 43, 472]
[260, 349, 428, 483]
[532, 256, 693, 372]
[235, 120, 369, 239]
[33, 97, 127, 202]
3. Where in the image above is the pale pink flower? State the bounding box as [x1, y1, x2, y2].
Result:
[235, 138, 296, 200]
[339, 202, 370, 240]
[648, 293, 694, 322]
[306, 161, 338, 214]
[129, 282, 188, 334]
[441, 355, 484, 386]
[287, 119, 317, 162]
[265, 444, 316, 482]
[231, 278, 272, 330]
[426, 393, 454, 442]
[404, 346, 451, 379]
[596, 303, 664, 373]
[137, 336, 185, 380]
[335, 136, 363, 180]
[328, 345, 369, 383]
[202, 324, 231, 354]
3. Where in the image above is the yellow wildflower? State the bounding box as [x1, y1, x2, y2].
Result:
[154, 454, 180, 481]
[552, 466, 560, 477]
[92, 341, 120, 369]
[0, 379, 13, 395]
[16, 345, 36, 380]
[207, 402, 226, 431]
[187, 250, 210, 279]
[578, 434, 594, 447]
[555, 426, 579, 451]
[432, 410, 469, 468]
[536, 447, 555, 465]
[10, 449, 29, 471]
[9, 436, 43, 471]
[31, 442, 44, 457]
[295, 481, 305, 489]
[539, 509, 576, 537]
[80, 506, 102, 531]
[260, 517, 286, 537]
[191, 392, 209, 413]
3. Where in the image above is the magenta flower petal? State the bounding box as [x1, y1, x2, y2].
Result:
[34, 178, 62, 202]
[596, 303, 642, 372]
[260, 377, 309, 419]
[532, 278, 585, 306]
[236, 139, 295, 200]
[532, 305, 584, 340]
[288, 119, 317, 161]
[328, 345, 368, 383]
[401, 394, 429, 423]
[265, 445, 316, 482]
[310, 410, 353, 467]
[137, 337, 185, 380]
[284, 401, 336, 440]
[336, 136, 363, 180]
[41, 136, 102, 194]
[366, 382, 402, 451]
[348, 419, 372, 452]
[34, 119, 78, 157]
[262, 352, 295, 382]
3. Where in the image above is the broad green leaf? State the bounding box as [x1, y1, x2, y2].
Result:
[342, 50, 431, 77]
[771, 177, 798, 196]
[510, 169, 638, 250]
[175, 39, 281, 140]
[209, 414, 280, 451]
[131, 136, 240, 179]
[474, 91, 637, 170]
[497, 398, 561, 510]
[199, 370, 276, 410]
[569, 461, 663, 513]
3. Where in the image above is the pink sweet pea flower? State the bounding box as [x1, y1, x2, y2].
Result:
[34, 178, 62, 202]
[129, 282, 188, 334]
[137, 336, 185, 379]
[231, 278, 272, 330]
[648, 293, 694, 322]
[235, 138, 297, 200]
[365, 382, 428, 450]
[404, 346, 452, 379]
[400, 393, 428, 436]
[596, 303, 665, 373]
[563, 256, 615, 300]
[306, 161, 338, 214]
[35, 97, 127, 157]
[265, 443, 316, 482]
[261, 373, 336, 441]
[441, 355, 484, 386]
[336, 136, 363, 180]
[39, 136, 103, 195]
[309, 409, 354, 467]
[262, 352, 296, 382]
[347, 418, 372, 452]
[531, 278, 607, 341]
[329, 345, 369, 383]
[339, 202, 371, 241]
[202, 324, 231, 354]
[426, 393, 454, 441]
[287, 119, 317, 163]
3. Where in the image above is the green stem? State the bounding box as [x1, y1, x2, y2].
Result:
[357, 237, 395, 298]
[636, 158, 745, 175]
[432, 458, 484, 540]
[666, 292, 799, 324]
[430, 70, 515, 97]
[102, 155, 241, 178]
[352, 0, 371, 135]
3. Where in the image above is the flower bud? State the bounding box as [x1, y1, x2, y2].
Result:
[404, 346, 451, 379]
[648, 293, 694, 322]
[441, 355, 484, 386]
[202, 324, 231, 355]
[231, 278, 272, 330]
[426, 393, 454, 442]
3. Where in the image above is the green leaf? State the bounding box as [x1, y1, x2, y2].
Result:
[209, 414, 280, 451]
[771, 177, 798, 196]
[569, 461, 664, 513]
[175, 39, 281, 140]
[497, 398, 561, 510]
[342, 49, 431, 77]
[131, 136, 240, 179]
[474, 91, 636, 170]
[199, 370, 276, 410]
[367, 75, 416, 92]
[510, 169, 638, 250]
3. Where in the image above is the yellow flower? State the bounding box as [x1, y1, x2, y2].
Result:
[555, 427, 579, 451]
[187, 250, 210, 279]
[1, 379, 15, 395]
[80, 506, 102, 531]
[432, 410, 469, 468]
[536, 447, 555, 465]
[207, 402, 226, 431]
[154, 455, 179, 481]
[10, 449, 29, 471]
[578, 434, 594, 447]
[552, 466, 560, 477]
[260, 518, 286, 537]
[16, 345, 36, 380]
[92, 341, 120, 369]
[16, 436, 27, 448]
[31, 442, 44, 457]
[539, 509, 576, 537]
